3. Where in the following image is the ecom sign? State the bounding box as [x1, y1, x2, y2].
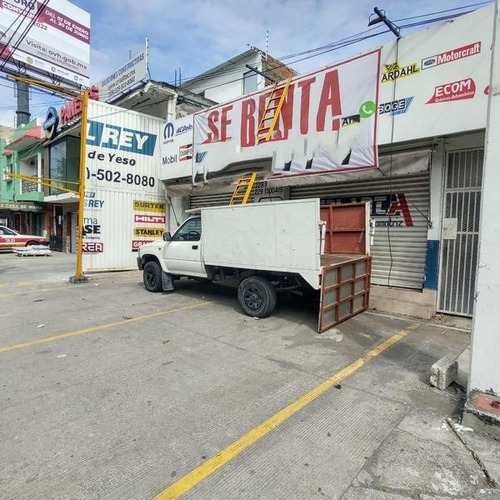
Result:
[87, 120, 157, 156]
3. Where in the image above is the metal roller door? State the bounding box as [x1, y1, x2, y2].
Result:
[290, 173, 430, 289]
[191, 192, 238, 209]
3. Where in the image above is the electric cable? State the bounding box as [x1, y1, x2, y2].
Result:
[0, 0, 33, 61]
[0, 0, 50, 72]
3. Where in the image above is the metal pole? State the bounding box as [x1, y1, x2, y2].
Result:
[72, 90, 89, 282]
[15, 79, 30, 126]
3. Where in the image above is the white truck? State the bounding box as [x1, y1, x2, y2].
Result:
[137, 199, 371, 332]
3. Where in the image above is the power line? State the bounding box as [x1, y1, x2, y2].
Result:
[172, 2, 490, 89]
[0, 0, 33, 61]
[0, 0, 50, 72]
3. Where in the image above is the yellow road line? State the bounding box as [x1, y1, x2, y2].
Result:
[0, 301, 211, 354]
[155, 322, 420, 500]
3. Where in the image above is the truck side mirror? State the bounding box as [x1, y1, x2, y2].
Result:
[163, 232, 172, 242]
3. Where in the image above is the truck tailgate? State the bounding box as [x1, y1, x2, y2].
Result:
[318, 254, 371, 333]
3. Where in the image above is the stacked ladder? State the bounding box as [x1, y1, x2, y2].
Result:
[256, 78, 291, 144]
[229, 173, 257, 205]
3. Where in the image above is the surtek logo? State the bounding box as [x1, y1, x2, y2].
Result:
[87, 121, 157, 156]
[422, 42, 481, 70]
[427, 78, 476, 104]
[379, 97, 414, 116]
[179, 144, 193, 162]
[381, 62, 419, 83]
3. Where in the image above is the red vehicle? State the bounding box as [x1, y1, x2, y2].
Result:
[0, 226, 49, 250]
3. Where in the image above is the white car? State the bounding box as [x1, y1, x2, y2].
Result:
[0, 226, 49, 250]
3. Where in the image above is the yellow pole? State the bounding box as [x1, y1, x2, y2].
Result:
[75, 91, 89, 280]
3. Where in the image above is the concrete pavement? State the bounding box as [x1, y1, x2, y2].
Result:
[0, 254, 499, 499]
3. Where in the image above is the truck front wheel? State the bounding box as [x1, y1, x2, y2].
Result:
[143, 260, 163, 292]
[238, 276, 277, 318]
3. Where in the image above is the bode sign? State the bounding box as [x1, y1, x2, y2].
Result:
[162, 50, 380, 181]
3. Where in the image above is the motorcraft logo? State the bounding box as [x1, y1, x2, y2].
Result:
[427, 78, 476, 104]
[381, 62, 419, 83]
[179, 144, 193, 162]
[379, 97, 414, 116]
[422, 42, 481, 70]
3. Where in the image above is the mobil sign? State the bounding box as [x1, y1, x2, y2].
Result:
[162, 50, 380, 180]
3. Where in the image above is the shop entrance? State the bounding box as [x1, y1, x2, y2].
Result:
[438, 148, 483, 316]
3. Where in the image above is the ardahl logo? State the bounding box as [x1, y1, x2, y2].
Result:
[381, 62, 419, 83]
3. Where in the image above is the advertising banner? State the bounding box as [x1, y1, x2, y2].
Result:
[0, 0, 90, 86]
[83, 100, 164, 271]
[161, 50, 380, 181]
[98, 48, 148, 102]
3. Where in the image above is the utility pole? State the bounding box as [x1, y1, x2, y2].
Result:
[15, 79, 30, 126]
[464, 0, 500, 435]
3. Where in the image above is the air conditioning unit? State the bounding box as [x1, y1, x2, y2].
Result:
[3, 166, 12, 182]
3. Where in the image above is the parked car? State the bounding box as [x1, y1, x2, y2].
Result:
[0, 226, 49, 250]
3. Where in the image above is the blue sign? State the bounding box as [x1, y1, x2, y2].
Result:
[43, 107, 59, 139]
[86, 120, 157, 156]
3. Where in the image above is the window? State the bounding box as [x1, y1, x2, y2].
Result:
[172, 217, 201, 241]
[0, 227, 17, 236]
[48, 137, 80, 195]
[243, 70, 258, 94]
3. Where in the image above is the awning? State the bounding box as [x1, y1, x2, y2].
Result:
[8, 126, 43, 152]
[44, 193, 79, 204]
[0, 201, 44, 212]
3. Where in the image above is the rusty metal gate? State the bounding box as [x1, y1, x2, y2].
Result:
[438, 148, 483, 316]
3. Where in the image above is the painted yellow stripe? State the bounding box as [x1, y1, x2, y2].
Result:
[155, 322, 420, 500]
[0, 301, 211, 355]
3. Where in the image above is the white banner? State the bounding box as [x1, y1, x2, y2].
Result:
[0, 0, 90, 86]
[98, 48, 148, 102]
[83, 101, 164, 271]
[161, 50, 380, 181]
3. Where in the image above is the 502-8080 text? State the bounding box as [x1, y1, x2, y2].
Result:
[86, 168, 155, 187]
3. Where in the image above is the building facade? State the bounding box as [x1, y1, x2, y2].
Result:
[160, 5, 494, 319]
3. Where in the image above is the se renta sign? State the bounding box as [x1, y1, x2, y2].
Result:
[161, 50, 380, 181]
[82, 100, 165, 272]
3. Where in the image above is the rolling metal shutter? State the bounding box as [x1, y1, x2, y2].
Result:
[290, 173, 430, 289]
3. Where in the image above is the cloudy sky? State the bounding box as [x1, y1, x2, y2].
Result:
[0, 0, 492, 127]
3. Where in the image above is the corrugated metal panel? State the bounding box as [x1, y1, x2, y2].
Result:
[290, 173, 430, 289]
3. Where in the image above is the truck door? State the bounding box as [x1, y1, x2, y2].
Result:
[163, 217, 206, 277]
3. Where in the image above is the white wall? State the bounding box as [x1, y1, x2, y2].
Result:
[184, 52, 263, 103]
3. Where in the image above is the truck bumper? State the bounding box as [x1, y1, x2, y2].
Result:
[137, 257, 143, 270]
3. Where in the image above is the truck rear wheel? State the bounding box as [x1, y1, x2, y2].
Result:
[143, 261, 163, 292]
[238, 276, 277, 318]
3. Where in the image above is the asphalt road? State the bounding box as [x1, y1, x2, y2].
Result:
[1, 253, 499, 499]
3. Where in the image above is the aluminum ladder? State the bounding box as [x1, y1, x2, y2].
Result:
[256, 78, 291, 144]
[229, 173, 257, 205]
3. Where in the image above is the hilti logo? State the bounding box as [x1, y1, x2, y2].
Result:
[134, 214, 165, 224]
[427, 78, 476, 104]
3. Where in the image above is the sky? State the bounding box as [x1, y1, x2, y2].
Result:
[0, 0, 493, 128]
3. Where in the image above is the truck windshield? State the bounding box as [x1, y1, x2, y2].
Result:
[172, 217, 201, 242]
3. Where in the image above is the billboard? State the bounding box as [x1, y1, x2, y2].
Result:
[161, 49, 380, 181]
[83, 100, 164, 271]
[0, 0, 90, 87]
[98, 48, 148, 102]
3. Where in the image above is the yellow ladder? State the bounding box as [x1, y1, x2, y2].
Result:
[229, 173, 257, 205]
[256, 78, 291, 144]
